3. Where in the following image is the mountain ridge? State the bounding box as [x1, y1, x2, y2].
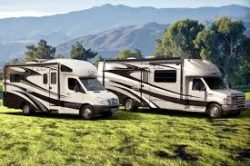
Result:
[0, 4, 249, 64]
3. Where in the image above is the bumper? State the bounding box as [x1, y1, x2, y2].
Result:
[93, 105, 119, 114]
[222, 104, 247, 114]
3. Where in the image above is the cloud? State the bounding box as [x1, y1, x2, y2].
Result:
[0, 11, 52, 19]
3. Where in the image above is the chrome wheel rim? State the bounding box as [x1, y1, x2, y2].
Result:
[210, 106, 219, 117]
[83, 108, 92, 118]
[23, 105, 30, 114]
[125, 100, 132, 110]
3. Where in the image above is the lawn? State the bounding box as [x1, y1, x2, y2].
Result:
[0, 106, 250, 165]
[0, 81, 250, 165]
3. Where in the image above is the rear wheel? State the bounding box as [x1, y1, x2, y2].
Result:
[207, 103, 222, 119]
[80, 105, 95, 120]
[124, 98, 138, 111]
[22, 104, 32, 115]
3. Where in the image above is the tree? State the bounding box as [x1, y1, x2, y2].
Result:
[117, 49, 143, 60]
[70, 42, 97, 61]
[25, 39, 56, 62]
[94, 55, 104, 66]
[236, 37, 250, 86]
[156, 19, 204, 58]
[193, 30, 218, 60]
[211, 17, 245, 81]
[7, 58, 25, 65]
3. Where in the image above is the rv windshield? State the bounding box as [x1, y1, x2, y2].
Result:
[204, 77, 227, 90]
[80, 78, 105, 91]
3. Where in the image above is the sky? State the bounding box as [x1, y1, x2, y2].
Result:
[0, 0, 249, 19]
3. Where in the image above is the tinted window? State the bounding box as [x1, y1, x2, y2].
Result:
[51, 72, 56, 84]
[192, 79, 205, 90]
[10, 74, 21, 82]
[68, 78, 83, 92]
[154, 70, 176, 82]
[204, 77, 226, 90]
[43, 74, 48, 84]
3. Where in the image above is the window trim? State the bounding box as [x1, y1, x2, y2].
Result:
[51, 72, 57, 84]
[43, 74, 48, 84]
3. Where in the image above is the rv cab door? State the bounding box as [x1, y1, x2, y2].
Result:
[187, 78, 207, 112]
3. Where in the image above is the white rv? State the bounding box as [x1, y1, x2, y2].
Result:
[3, 59, 119, 119]
[98, 58, 246, 118]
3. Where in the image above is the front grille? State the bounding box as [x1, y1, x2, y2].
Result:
[232, 96, 245, 105]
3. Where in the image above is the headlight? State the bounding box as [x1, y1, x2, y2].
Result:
[107, 98, 119, 106]
[223, 96, 232, 104]
[96, 97, 109, 105]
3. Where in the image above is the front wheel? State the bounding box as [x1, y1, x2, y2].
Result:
[207, 103, 222, 119]
[80, 105, 95, 120]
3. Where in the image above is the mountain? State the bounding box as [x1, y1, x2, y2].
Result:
[0, 4, 248, 41]
[0, 4, 249, 64]
[57, 23, 167, 58]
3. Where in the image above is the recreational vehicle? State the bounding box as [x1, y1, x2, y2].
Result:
[98, 58, 246, 118]
[3, 59, 119, 119]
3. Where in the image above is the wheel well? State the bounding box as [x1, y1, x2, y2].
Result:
[206, 102, 221, 112]
[80, 103, 91, 110]
[20, 102, 26, 109]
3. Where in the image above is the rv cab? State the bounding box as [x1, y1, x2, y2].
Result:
[3, 59, 119, 119]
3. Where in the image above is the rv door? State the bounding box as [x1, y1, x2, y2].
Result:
[186, 78, 207, 112]
[49, 69, 59, 106]
[141, 67, 150, 106]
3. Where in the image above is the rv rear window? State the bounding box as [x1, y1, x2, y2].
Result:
[43, 74, 48, 84]
[154, 70, 176, 82]
[51, 72, 57, 84]
[10, 74, 21, 82]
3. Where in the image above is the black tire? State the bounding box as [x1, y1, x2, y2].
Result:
[124, 98, 138, 111]
[80, 105, 95, 120]
[102, 111, 113, 118]
[22, 104, 32, 116]
[207, 103, 222, 119]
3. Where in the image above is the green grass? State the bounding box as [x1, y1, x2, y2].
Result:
[0, 81, 249, 165]
[246, 92, 250, 101]
[0, 105, 249, 165]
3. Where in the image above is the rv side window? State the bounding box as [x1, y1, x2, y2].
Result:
[68, 78, 84, 92]
[10, 74, 21, 82]
[43, 74, 48, 84]
[192, 79, 205, 91]
[51, 72, 57, 84]
[154, 70, 176, 82]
